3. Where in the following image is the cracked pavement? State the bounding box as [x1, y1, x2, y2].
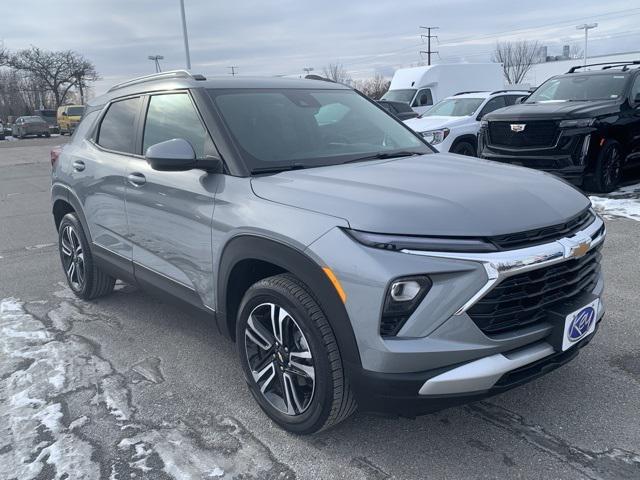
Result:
[1, 138, 639, 479]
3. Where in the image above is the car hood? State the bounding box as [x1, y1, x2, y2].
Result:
[485, 99, 620, 121]
[250, 154, 590, 237]
[404, 116, 468, 132]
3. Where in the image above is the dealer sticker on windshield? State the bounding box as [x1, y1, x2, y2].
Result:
[562, 299, 599, 351]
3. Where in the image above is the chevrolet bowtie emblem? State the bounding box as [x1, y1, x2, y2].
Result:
[570, 241, 590, 258]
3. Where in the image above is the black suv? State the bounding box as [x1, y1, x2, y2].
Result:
[478, 61, 640, 192]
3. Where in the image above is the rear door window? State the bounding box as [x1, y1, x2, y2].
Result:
[97, 97, 141, 154]
[142, 93, 212, 158]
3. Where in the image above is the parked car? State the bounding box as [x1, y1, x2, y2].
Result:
[377, 100, 420, 121]
[57, 104, 85, 135]
[404, 90, 528, 156]
[52, 70, 605, 434]
[381, 64, 504, 115]
[12, 116, 51, 138]
[478, 61, 640, 192]
[0, 120, 4, 140]
[34, 109, 60, 134]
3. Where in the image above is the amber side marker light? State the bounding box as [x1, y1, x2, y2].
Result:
[322, 267, 347, 304]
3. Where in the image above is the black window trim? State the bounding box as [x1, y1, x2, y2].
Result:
[90, 94, 144, 158]
[136, 89, 222, 163]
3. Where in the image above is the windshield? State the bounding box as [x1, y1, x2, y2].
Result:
[209, 88, 429, 172]
[67, 106, 85, 116]
[423, 98, 485, 117]
[381, 89, 416, 104]
[36, 110, 56, 118]
[527, 73, 629, 102]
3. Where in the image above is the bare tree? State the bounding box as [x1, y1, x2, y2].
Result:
[8, 47, 98, 107]
[492, 40, 540, 85]
[322, 63, 352, 84]
[354, 74, 391, 100]
[569, 45, 584, 60]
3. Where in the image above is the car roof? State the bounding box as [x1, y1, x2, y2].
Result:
[89, 73, 350, 108]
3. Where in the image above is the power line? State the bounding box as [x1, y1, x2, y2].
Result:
[227, 66, 239, 76]
[419, 26, 439, 65]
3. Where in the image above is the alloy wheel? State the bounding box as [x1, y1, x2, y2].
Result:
[244, 302, 315, 416]
[603, 146, 622, 189]
[60, 225, 85, 290]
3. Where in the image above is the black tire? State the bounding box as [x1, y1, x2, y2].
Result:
[58, 213, 115, 300]
[585, 140, 623, 193]
[451, 140, 477, 157]
[45, 132, 51, 138]
[236, 273, 357, 434]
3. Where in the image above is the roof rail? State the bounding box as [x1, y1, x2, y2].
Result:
[490, 89, 529, 95]
[567, 60, 640, 74]
[304, 74, 336, 83]
[453, 90, 484, 96]
[107, 70, 207, 93]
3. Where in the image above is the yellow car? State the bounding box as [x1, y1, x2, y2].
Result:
[57, 105, 85, 135]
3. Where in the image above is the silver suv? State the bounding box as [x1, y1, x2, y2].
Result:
[51, 71, 606, 434]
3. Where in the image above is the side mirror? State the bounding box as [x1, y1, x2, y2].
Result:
[145, 138, 222, 172]
[515, 96, 527, 104]
[62, 112, 68, 116]
[634, 93, 640, 105]
[146, 138, 197, 171]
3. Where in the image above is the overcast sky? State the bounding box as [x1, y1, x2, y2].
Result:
[3, 1, 640, 95]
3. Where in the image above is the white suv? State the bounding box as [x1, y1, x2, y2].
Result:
[404, 91, 527, 156]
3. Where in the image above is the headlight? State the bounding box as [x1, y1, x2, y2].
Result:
[420, 128, 450, 145]
[559, 118, 595, 128]
[344, 229, 497, 253]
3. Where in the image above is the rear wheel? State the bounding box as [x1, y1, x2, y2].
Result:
[58, 213, 115, 299]
[586, 140, 623, 193]
[236, 274, 357, 434]
[451, 140, 476, 157]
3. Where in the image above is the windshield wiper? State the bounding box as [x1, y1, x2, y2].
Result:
[342, 151, 423, 165]
[250, 163, 306, 175]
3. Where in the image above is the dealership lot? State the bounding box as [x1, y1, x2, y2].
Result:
[1, 138, 640, 479]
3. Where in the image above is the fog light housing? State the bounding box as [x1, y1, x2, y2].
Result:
[380, 275, 432, 336]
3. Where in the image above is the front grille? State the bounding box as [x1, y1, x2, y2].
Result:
[468, 245, 602, 334]
[490, 209, 594, 250]
[489, 121, 558, 148]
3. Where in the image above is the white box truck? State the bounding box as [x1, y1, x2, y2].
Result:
[381, 63, 504, 115]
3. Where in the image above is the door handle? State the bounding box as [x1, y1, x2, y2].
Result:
[127, 172, 146, 187]
[72, 160, 85, 172]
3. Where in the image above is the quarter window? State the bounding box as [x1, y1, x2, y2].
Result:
[143, 93, 212, 159]
[97, 97, 140, 154]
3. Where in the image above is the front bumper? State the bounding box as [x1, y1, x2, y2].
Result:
[350, 321, 601, 416]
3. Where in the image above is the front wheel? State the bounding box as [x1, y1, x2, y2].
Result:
[236, 274, 357, 434]
[451, 141, 477, 157]
[585, 140, 623, 193]
[58, 213, 116, 299]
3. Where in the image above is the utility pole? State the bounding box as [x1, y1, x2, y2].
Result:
[227, 66, 238, 76]
[576, 23, 597, 67]
[148, 55, 164, 73]
[419, 26, 439, 65]
[179, 0, 192, 70]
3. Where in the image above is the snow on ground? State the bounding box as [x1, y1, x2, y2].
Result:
[590, 182, 640, 221]
[0, 292, 294, 479]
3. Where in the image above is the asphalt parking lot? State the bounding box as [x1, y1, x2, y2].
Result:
[1, 137, 639, 480]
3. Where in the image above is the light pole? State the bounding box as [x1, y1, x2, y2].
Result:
[179, 0, 192, 70]
[148, 55, 164, 73]
[576, 23, 597, 67]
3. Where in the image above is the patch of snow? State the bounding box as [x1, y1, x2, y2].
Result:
[25, 242, 56, 251]
[589, 182, 640, 221]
